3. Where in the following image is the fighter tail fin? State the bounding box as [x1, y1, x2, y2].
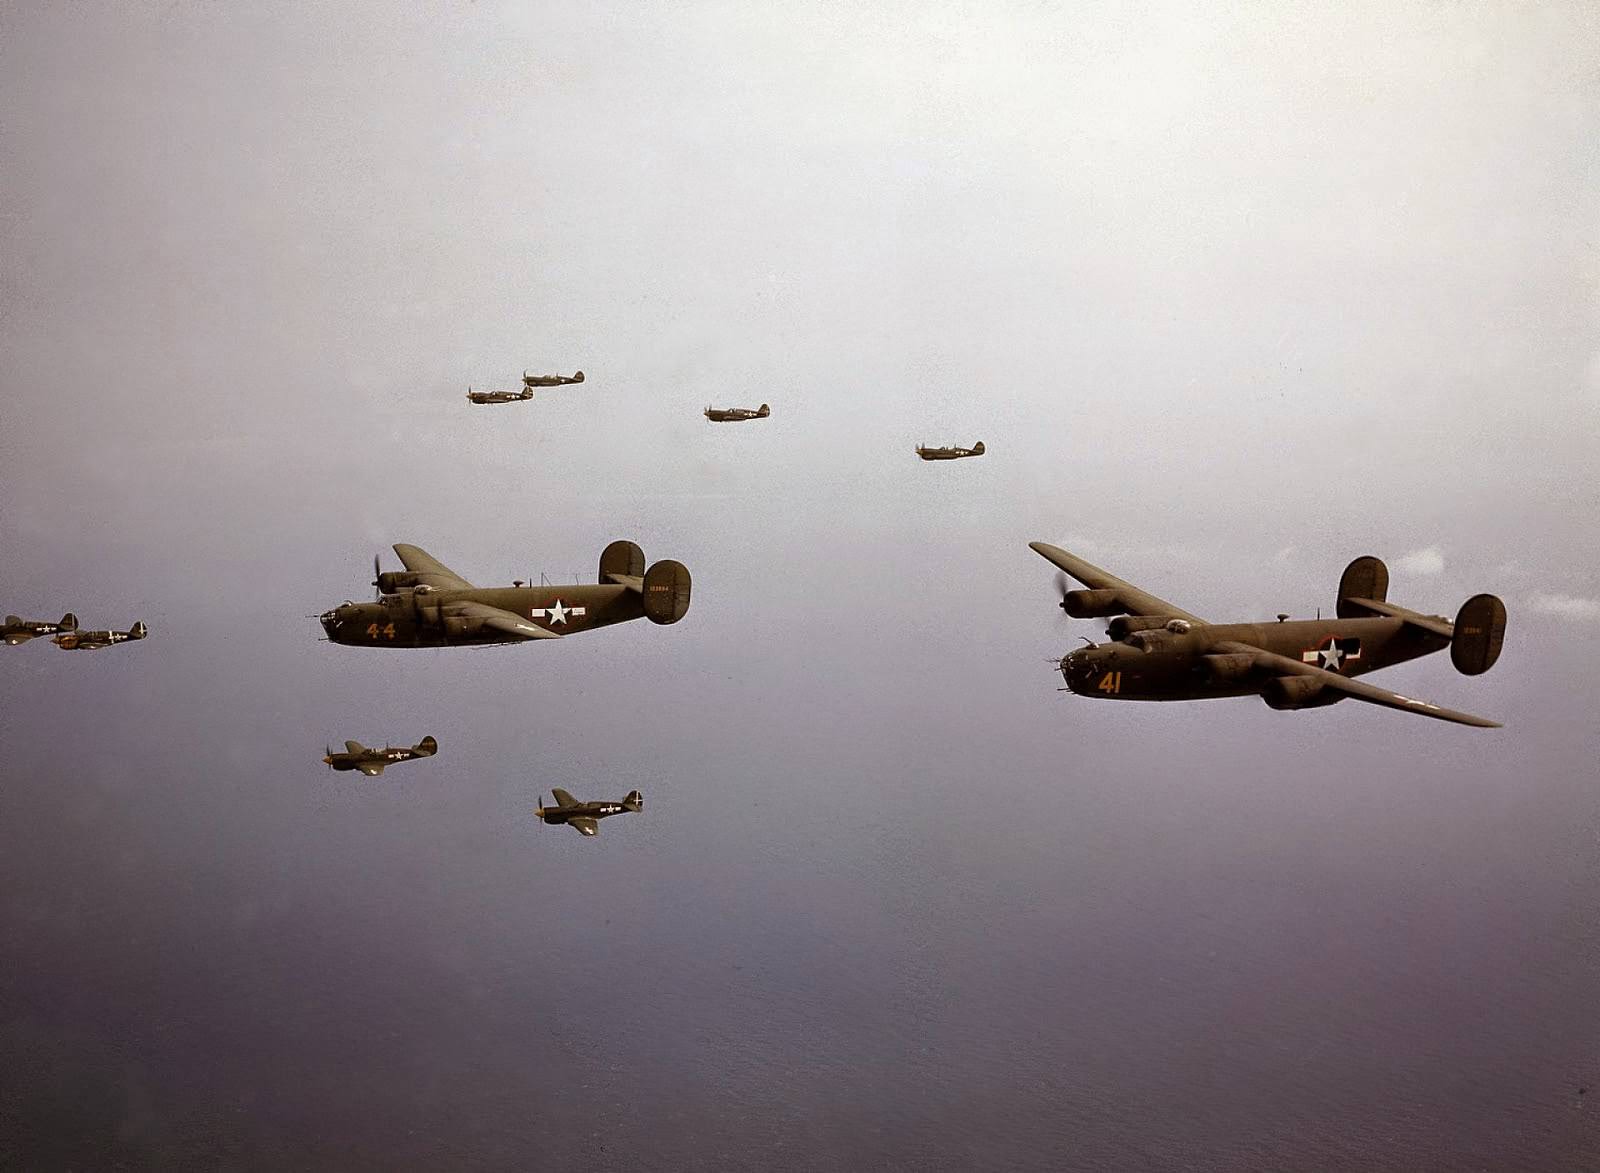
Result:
[129, 621, 148, 639]
[622, 790, 643, 812]
[757, 403, 770, 417]
[60, 613, 78, 631]
[414, 735, 439, 757]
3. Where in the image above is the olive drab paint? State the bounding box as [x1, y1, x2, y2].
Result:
[1033, 542, 1506, 728]
[320, 541, 691, 648]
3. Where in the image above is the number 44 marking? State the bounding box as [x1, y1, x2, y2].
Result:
[366, 622, 397, 640]
[1097, 671, 1123, 694]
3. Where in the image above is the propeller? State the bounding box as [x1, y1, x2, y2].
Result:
[1053, 572, 1073, 617]
[325, 744, 334, 770]
[372, 553, 383, 601]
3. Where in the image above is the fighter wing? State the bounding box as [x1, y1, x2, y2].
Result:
[550, 788, 579, 808]
[357, 761, 386, 776]
[1209, 640, 1501, 728]
[1029, 542, 1207, 623]
[392, 544, 475, 590]
[567, 817, 600, 836]
[442, 600, 562, 640]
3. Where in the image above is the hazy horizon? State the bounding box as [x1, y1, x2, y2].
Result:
[3, 3, 1598, 1169]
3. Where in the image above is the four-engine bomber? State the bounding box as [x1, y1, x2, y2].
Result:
[320, 541, 691, 647]
[1033, 542, 1505, 727]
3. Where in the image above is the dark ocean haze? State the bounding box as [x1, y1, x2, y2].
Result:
[3, 4, 1598, 1169]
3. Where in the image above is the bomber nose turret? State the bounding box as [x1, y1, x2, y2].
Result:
[1059, 645, 1108, 693]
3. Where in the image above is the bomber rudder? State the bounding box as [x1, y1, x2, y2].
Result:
[600, 540, 645, 583]
[642, 560, 691, 624]
[1337, 556, 1389, 619]
[1450, 593, 1506, 675]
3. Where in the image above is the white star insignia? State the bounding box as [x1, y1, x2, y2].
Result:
[1317, 641, 1343, 670]
[530, 600, 586, 625]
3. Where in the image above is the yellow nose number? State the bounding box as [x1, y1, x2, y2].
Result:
[1097, 671, 1122, 694]
[366, 622, 397, 640]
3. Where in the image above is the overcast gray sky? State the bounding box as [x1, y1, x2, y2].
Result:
[3, 3, 1598, 1169]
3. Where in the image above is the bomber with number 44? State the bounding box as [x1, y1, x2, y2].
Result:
[320, 540, 690, 647]
[1032, 542, 1506, 727]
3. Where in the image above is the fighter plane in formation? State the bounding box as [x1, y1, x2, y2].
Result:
[523, 370, 584, 387]
[535, 787, 643, 836]
[704, 403, 770, 422]
[915, 441, 985, 461]
[1032, 542, 1505, 727]
[466, 385, 535, 405]
[320, 540, 691, 647]
[323, 736, 438, 776]
[53, 621, 148, 651]
[3, 612, 78, 646]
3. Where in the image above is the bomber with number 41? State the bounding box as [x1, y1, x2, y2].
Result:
[1032, 542, 1506, 727]
[320, 540, 690, 647]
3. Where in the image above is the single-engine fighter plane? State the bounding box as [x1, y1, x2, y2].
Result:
[4, 612, 78, 645]
[704, 403, 770, 422]
[1031, 542, 1506, 727]
[535, 788, 643, 836]
[466, 385, 535, 404]
[54, 620, 148, 651]
[323, 736, 438, 776]
[915, 441, 985, 461]
[320, 541, 690, 647]
[523, 370, 584, 387]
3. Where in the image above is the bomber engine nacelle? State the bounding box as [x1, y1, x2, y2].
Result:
[642, 560, 691, 624]
[1261, 675, 1343, 711]
[377, 571, 424, 594]
[1107, 614, 1174, 640]
[1062, 589, 1124, 618]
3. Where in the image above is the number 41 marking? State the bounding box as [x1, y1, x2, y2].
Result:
[1097, 671, 1123, 694]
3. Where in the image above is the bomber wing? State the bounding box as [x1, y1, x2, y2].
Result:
[567, 817, 600, 836]
[393, 544, 476, 591]
[550, 788, 579, 808]
[1029, 542, 1207, 623]
[443, 600, 561, 640]
[1209, 640, 1501, 728]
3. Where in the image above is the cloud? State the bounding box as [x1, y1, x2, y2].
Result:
[1526, 592, 1600, 622]
[1394, 546, 1445, 577]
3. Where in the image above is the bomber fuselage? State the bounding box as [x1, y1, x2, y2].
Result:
[320, 584, 646, 647]
[1060, 616, 1450, 701]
